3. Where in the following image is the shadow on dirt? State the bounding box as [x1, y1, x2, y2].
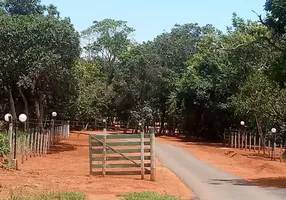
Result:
[158, 135, 228, 147]
[208, 178, 286, 188]
[48, 142, 77, 154]
[250, 177, 286, 188]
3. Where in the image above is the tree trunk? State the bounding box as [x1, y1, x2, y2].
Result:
[39, 92, 45, 129]
[8, 87, 17, 120]
[159, 109, 166, 135]
[256, 117, 265, 154]
[35, 100, 41, 128]
[19, 87, 29, 130]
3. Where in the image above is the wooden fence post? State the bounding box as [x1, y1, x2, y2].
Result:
[67, 121, 70, 138]
[241, 133, 245, 149]
[30, 131, 33, 157]
[47, 131, 50, 153]
[51, 119, 55, 145]
[21, 135, 26, 164]
[40, 132, 44, 156]
[150, 127, 156, 181]
[7, 121, 13, 165]
[34, 131, 37, 157]
[238, 132, 240, 149]
[280, 140, 283, 163]
[231, 133, 234, 148]
[234, 133, 237, 149]
[268, 140, 271, 157]
[249, 134, 252, 151]
[258, 137, 261, 154]
[140, 125, 145, 180]
[245, 134, 247, 151]
[27, 133, 30, 159]
[273, 140, 276, 161]
[102, 121, 107, 177]
[254, 135, 256, 152]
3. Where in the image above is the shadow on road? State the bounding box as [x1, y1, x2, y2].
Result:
[208, 178, 253, 186]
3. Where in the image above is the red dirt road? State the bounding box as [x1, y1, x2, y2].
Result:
[0, 132, 193, 200]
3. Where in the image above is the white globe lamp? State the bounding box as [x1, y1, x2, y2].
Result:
[19, 114, 27, 123]
[271, 128, 277, 134]
[4, 113, 12, 122]
[240, 121, 245, 126]
[52, 112, 57, 117]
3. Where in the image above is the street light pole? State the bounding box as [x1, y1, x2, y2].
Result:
[271, 128, 277, 161]
[51, 112, 57, 145]
[240, 121, 245, 150]
[4, 114, 13, 165]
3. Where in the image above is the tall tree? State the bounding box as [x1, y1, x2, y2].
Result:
[82, 19, 135, 86]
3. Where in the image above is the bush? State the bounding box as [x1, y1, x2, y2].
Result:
[0, 133, 9, 157]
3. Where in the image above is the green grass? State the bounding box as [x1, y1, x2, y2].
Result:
[120, 191, 181, 200]
[4, 192, 87, 200]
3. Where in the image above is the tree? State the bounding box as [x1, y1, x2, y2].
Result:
[0, 0, 59, 16]
[82, 19, 135, 86]
[0, 14, 80, 124]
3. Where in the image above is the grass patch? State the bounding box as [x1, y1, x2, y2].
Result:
[4, 192, 87, 200]
[120, 191, 181, 200]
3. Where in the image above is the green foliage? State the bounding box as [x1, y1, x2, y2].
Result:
[120, 191, 181, 200]
[0, 8, 80, 121]
[0, 133, 9, 156]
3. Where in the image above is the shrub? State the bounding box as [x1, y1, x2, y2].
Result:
[0, 133, 9, 157]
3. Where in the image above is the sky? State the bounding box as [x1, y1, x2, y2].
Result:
[42, 0, 266, 43]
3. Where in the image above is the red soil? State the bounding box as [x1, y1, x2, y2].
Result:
[0, 132, 193, 200]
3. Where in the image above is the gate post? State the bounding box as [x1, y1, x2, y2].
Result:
[102, 119, 107, 177]
[150, 127, 156, 181]
[140, 123, 145, 180]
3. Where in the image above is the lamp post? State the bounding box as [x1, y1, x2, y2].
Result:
[4, 114, 13, 165]
[51, 112, 57, 144]
[271, 128, 277, 160]
[102, 119, 107, 177]
[240, 121, 245, 149]
[19, 114, 27, 165]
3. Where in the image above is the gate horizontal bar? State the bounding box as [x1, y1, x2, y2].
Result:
[91, 148, 151, 154]
[91, 141, 150, 147]
[92, 163, 151, 168]
[91, 134, 150, 140]
[91, 170, 151, 176]
[91, 156, 151, 161]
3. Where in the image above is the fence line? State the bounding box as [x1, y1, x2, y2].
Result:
[6, 121, 70, 169]
[224, 128, 285, 162]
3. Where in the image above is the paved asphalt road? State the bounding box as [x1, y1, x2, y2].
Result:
[156, 142, 286, 200]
